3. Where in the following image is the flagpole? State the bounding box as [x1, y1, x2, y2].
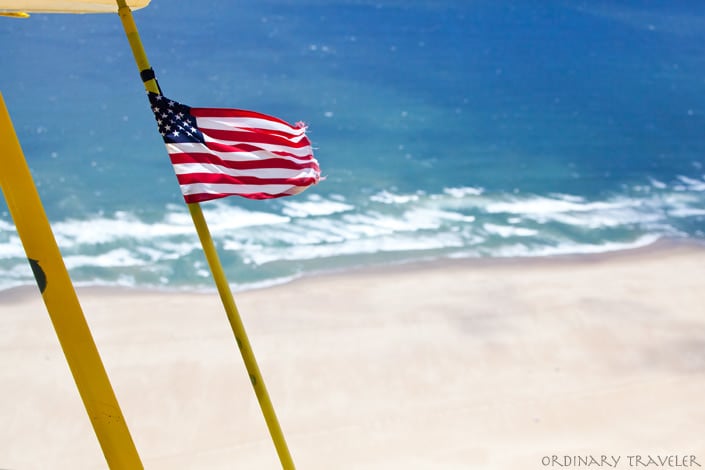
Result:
[0, 92, 143, 469]
[187, 203, 296, 469]
[115, 3, 296, 468]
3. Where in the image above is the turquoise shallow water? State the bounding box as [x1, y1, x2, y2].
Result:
[1, 0, 704, 291]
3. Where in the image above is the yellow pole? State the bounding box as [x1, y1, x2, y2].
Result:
[0, 92, 143, 469]
[187, 204, 295, 469]
[116, 2, 295, 468]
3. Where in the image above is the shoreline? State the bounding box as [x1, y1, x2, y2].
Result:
[2, 236, 702, 302]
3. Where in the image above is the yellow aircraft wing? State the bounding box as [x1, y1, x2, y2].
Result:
[0, 0, 149, 14]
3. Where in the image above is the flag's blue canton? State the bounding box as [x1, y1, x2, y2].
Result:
[148, 92, 204, 144]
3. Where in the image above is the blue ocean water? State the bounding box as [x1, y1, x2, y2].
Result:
[1, 0, 704, 292]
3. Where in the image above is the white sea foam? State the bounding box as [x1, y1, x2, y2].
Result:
[0, 236, 24, 259]
[669, 207, 705, 218]
[370, 190, 421, 204]
[484, 194, 635, 216]
[649, 177, 668, 189]
[1, 177, 704, 292]
[152, 241, 202, 259]
[483, 223, 538, 238]
[489, 233, 662, 259]
[53, 213, 192, 246]
[676, 175, 705, 192]
[3, 263, 32, 282]
[63, 248, 148, 269]
[231, 274, 302, 293]
[0, 219, 15, 231]
[201, 203, 290, 232]
[478, 190, 705, 234]
[281, 195, 354, 217]
[541, 205, 662, 229]
[241, 232, 466, 265]
[443, 186, 484, 197]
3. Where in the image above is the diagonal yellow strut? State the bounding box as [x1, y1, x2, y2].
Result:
[0, 92, 143, 469]
[115, 2, 295, 468]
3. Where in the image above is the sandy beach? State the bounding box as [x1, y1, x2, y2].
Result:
[1, 242, 704, 469]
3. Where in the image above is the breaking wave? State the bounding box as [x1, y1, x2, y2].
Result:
[1, 174, 704, 292]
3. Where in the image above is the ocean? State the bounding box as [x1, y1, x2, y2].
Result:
[1, 0, 704, 292]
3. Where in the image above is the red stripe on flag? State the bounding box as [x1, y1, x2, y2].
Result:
[203, 141, 313, 160]
[170, 152, 321, 171]
[200, 128, 312, 149]
[191, 107, 295, 127]
[183, 190, 299, 203]
[176, 172, 320, 187]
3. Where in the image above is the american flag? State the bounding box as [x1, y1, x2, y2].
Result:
[148, 92, 321, 203]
